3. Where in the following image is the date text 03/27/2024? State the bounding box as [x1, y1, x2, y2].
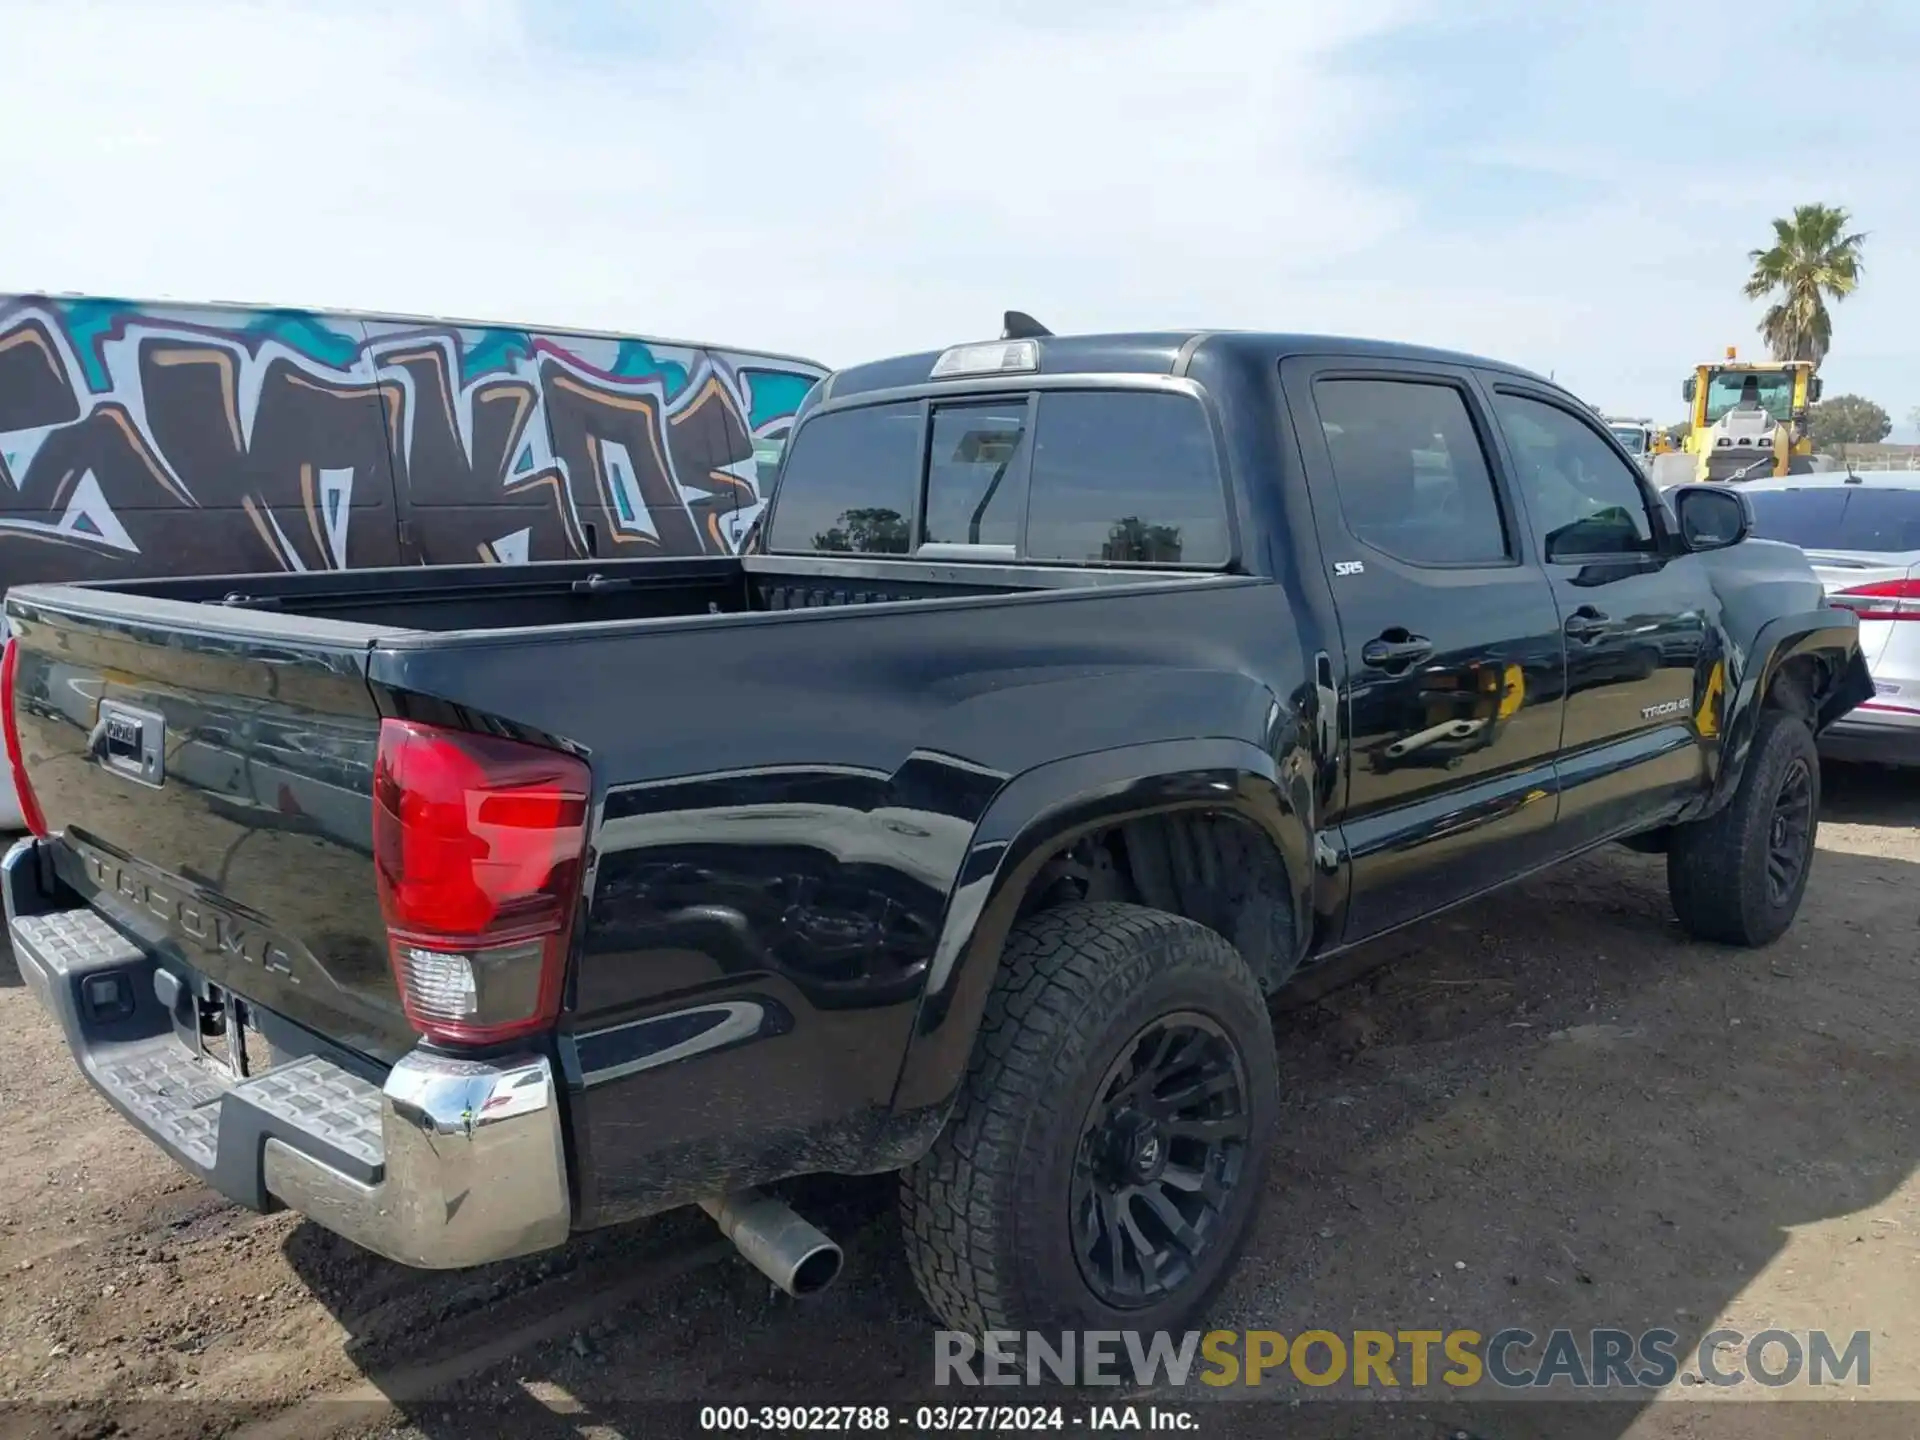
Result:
[697, 1404, 1196, 1431]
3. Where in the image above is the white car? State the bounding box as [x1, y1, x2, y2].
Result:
[1736, 470, 1920, 766]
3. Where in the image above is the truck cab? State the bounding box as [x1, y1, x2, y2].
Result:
[1604, 416, 1657, 474]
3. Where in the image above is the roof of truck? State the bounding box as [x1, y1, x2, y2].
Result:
[819, 329, 1558, 403]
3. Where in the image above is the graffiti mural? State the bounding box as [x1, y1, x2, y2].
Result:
[0, 295, 827, 588]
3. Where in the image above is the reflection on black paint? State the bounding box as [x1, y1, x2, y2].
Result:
[10, 622, 405, 1059]
[582, 752, 1008, 1016]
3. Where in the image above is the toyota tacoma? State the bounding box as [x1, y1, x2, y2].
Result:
[2, 319, 1873, 1336]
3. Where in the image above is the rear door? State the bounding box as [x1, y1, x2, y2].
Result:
[1281, 358, 1567, 941]
[1479, 380, 1715, 849]
[5, 590, 413, 1063]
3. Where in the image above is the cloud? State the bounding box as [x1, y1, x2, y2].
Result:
[0, 0, 1419, 360]
[1318, 1, 1920, 425]
[1, 0, 1912, 429]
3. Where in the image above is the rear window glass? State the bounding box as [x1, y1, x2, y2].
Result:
[765, 401, 919, 555]
[768, 389, 1230, 567]
[1745, 486, 1920, 553]
[922, 401, 1030, 548]
[1025, 391, 1228, 565]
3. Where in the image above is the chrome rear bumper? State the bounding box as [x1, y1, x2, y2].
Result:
[5, 837, 572, 1269]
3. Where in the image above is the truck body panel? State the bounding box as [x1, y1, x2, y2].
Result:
[4, 327, 1873, 1272]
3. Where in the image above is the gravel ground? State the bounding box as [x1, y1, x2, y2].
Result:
[0, 764, 1914, 1440]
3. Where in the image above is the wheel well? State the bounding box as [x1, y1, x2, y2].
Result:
[1014, 811, 1298, 993]
[1766, 654, 1827, 722]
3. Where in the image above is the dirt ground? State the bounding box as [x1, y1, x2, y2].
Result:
[0, 764, 1914, 1440]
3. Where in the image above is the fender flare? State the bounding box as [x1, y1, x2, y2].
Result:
[886, 736, 1313, 1116]
[1695, 606, 1871, 819]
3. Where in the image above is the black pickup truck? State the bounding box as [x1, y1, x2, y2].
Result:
[2, 322, 1874, 1338]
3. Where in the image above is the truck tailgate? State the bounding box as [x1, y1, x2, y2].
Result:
[6, 590, 413, 1064]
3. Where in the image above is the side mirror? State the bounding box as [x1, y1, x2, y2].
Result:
[1681, 378, 1696, 404]
[1671, 484, 1752, 552]
[1808, 376, 1824, 402]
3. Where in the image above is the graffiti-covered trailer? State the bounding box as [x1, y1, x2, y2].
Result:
[0, 294, 827, 584]
[0, 292, 828, 824]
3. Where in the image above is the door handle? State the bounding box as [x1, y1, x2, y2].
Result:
[1360, 633, 1434, 671]
[1564, 608, 1610, 642]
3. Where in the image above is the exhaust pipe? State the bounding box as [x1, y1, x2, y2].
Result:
[700, 1189, 843, 1297]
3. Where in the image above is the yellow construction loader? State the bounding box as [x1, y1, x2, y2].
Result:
[1677, 347, 1822, 483]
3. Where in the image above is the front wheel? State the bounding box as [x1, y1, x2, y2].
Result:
[899, 902, 1279, 1335]
[1668, 708, 1820, 946]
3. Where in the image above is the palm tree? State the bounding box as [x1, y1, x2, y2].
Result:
[1742, 204, 1866, 367]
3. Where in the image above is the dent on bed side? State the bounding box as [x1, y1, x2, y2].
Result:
[885, 736, 1316, 1118]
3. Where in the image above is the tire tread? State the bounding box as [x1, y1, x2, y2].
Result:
[899, 901, 1274, 1334]
[1668, 707, 1819, 946]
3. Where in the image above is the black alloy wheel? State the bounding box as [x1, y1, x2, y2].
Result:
[1069, 1011, 1250, 1308]
[1765, 755, 1814, 906]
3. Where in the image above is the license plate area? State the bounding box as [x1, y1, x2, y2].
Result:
[97, 701, 166, 788]
[197, 989, 274, 1079]
[160, 965, 275, 1080]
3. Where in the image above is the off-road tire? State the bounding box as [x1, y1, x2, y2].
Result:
[1668, 707, 1821, 946]
[899, 902, 1279, 1335]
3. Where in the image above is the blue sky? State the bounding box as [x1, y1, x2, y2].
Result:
[3, 0, 1915, 435]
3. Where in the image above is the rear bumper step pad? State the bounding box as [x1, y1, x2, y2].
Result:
[11, 901, 385, 1201]
[7, 838, 571, 1269]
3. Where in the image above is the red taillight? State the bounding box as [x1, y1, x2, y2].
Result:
[1, 638, 49, 838]
[373, 718, 590, 1046]
[1832, 579, 1920, 622]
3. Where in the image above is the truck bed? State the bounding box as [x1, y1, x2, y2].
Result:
[5, 555, 1259, 1069]
[63, 553, 1193, 634]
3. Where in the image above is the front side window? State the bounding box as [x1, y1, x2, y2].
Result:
[765, 401, 920, 556]
[1493, 392, 1658, 560]
[1315, 378, 1509, 566]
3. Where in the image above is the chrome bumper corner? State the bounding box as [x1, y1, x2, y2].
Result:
[262, 1049, 572, 1270]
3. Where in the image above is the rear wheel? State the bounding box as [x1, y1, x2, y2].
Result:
[899, 902, 1278, 1334]
[1668, 707, 1820, 946]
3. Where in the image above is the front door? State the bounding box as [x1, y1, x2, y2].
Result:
[1282, 359, 1568, 943]
[1478, 380, 1715, 850]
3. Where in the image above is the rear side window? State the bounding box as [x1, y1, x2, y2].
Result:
[765, 401, 919, 555]
[768, 388, 1230, 566]
[1745, 487, 1920, 553]
[1025, 391, 1228, 565]
[1314, 379, 1509, 566]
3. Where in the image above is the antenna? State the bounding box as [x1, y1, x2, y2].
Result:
[1002, 311, 1052, 340]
